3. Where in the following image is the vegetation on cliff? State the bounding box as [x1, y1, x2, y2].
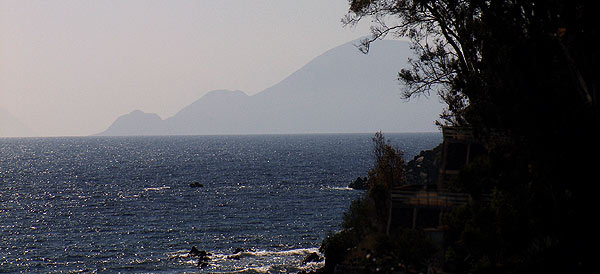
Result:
[320, 133, 439, 273]
[318, 0, 597, 273]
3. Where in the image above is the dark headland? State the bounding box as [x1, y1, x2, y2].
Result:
[302, 1, 597, 274]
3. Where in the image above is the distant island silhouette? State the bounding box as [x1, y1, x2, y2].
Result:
[96, 40, 443, 136]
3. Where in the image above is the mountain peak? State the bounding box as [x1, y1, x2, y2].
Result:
[96, 110, 163, 136]
[97, 39, 443, 136]
[127, 109, 153, 116]
[203, 89, 248, 98]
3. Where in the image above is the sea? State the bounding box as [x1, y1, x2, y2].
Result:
[0, 133, 441, 273]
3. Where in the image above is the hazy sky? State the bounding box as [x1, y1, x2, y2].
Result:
[1, 0, 378, 136]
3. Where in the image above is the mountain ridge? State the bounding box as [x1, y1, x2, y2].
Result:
[96, 39, 443, 136]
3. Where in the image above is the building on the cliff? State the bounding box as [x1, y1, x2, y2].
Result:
[437, 126, 486, 190]
[389, 127, 488, 234]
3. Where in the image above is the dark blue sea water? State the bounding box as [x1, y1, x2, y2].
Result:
[0, 133, 441, 273]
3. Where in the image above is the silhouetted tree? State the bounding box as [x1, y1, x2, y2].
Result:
[368, 132, 405, 232]
[345, 0, 598, 128]
[345, 1, 598, 273]
[320, 133, 436, 273]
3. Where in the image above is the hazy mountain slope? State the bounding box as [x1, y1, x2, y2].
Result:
[98, 110, 164, 136]
[162, 90, 252, 135]
[0, 107, 37, 137]
[97, 39, 443, 136]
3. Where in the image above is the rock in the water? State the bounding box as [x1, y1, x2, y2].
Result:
[302, 252, 323, 264]
[233, 247, 244, 254]
[190, 246, 211, 262]
[189, 182, 204, 188]
[190, 246, 202, 256]
[227, 254, 241, 260]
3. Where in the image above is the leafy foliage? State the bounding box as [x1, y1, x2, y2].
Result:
[341, 193, 376, 235]
[345, 0, 598, 128]
[319, 229, 360, 274]
[366, 132, 405, 230]
[369, 131, 405, 190]
[385, 228, 439, 272]
[345, 1, 597, 273]
[320, 133, 438, 273]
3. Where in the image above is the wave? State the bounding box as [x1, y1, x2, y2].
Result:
[240, 247, 319, 257]
[167, 247, 323, 273]
[167, 247, 320, 260]
[328, 186, 354, 191]
[143, 185, 171, 191]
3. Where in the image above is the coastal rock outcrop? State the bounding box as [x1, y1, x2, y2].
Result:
[348, 177, 368, 190]
[404, 144, 441, 186]
[302, 252, 323, 264]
